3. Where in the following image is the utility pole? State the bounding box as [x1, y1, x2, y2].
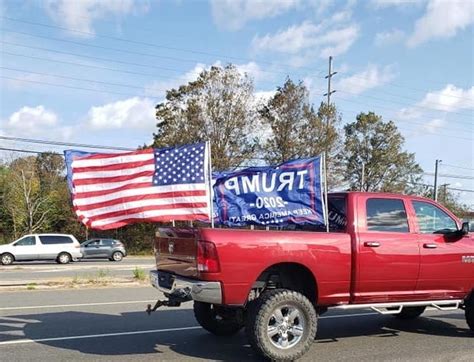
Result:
[360, 162, 365, 192]
[323, 56, 337, 108]
[433, 159, 441, 201]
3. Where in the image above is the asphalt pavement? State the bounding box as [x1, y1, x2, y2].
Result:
[0, 257, 155, 285]
[0, 286, 472, 361]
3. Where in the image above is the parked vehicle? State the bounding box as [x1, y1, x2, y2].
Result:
[80, 239, 127, 261]
[147, 192, 474, 361]
[0, 234, 82, 265]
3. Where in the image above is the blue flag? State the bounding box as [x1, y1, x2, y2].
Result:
[214, 156, 325, 226]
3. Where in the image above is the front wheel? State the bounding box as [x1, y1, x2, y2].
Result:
[465, 293, 474, 331]
[245, 289, 317, 361]
[193, 302, 243, 336]
[1, 253, 14, 265]
[394, 306, 426, 320]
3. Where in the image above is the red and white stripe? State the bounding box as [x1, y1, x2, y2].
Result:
[70, 149, 209, 230]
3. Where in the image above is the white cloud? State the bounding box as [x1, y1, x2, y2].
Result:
[407, 0, 474, 47]
[418, 84, 474, 112]
[1, 105, 74, 140]
[210, 0, 301, 30]
[336, 64, 397, 95]
[371, 0, 424, 8]
[252, 19, 359, 63]
[43, 0, 149, 37]
[86, 97, 156, 131]
[374, 29, 405, 46]
[397, 107, 422, 120]
[423, 118, 446, 133]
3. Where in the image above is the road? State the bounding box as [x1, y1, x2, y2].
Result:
[0, 287, 472, 361]
[0, 257, 155, 285]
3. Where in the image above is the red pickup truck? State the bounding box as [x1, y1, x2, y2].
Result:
[148, 192, 473, 361]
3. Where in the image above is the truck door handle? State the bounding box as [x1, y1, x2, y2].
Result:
[364, 242, 380, 247]
[423, 243, 438, 249]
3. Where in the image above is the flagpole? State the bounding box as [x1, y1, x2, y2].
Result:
[207, 141, 215, 228]
[323, 152, 329, 232]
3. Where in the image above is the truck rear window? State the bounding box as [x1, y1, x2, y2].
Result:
[366, 198, 409, 233]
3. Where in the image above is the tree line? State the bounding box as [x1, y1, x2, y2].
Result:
[0, 64, 469, 248]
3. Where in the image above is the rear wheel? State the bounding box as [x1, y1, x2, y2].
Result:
[57, 252, 71, 264]
[394, 306, 426, 320]
[110, 251, 123, 262]
[1, 253, 14, 265]
[245, 289, 317, 361]
[193, 302, 243, 336]
[465, 293, 474, 331]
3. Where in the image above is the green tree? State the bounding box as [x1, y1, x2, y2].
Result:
[154, 64, 258, 170]
[342, 112, 423, 192]
[3, 157, 52, 236]
[259, 78, 341, 184]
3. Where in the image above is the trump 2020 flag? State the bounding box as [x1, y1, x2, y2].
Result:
[64, 143, 210, 230]
[214, 156, 325, 226]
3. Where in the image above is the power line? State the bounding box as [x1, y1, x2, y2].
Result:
[1, 40, 191, 74]
[0, 147, 62, 155]
[1, 50, 171, 79]
[0, 16, 326, 74]
[423, 172, 474, 180]
[442, 163, 474, 171]
[338, 90, 473, 118]
[0, 75, 146, 97]
[0, 136, 136, 151]
[0, 28, 307, 78]
[0, 66, 168, 94]
[336, 96, 473, 126]
[336, 105, 471, 136]
[335, 71, 473, 101]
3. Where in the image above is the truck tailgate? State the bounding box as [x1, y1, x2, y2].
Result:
[154, 227, 198, 278]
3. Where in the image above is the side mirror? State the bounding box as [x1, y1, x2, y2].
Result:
[460, 221, 470, 235]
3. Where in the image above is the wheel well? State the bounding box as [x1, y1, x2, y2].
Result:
[1, 252, 15, 260]
[249, 263, 318, 305]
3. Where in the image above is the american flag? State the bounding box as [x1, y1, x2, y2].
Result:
[64, 143, 210, 230]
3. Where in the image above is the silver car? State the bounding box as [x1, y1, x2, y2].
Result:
[80, 239, 127, 261]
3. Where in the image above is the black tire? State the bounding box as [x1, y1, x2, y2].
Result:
[110, 251, 123, 262]
[245, 289, 317, 361]
[193, 302, 243, 336]
[57, 252, 71, 264]
[1, 253, 14, 265]
[465, 293, 474, 331]
[394, 306, 426, 320]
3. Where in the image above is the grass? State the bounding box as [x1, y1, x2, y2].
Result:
[133, 267, 146, 281]
[26, 283, 37, 290]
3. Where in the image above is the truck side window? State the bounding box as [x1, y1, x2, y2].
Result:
[366, 198, 409, 233]
[412, 201, 457, 234]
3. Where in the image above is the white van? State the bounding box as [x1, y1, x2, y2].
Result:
[0, 234, 83, 265]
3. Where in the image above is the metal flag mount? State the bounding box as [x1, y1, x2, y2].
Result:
[206, 141, 215, 228]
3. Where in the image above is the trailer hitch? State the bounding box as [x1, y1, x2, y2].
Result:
[146, 299, 181, 315]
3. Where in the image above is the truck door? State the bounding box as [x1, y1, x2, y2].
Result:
[355, 196, 420, 303]
[410, 200, 474, 299]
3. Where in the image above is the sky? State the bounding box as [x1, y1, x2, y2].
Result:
[0, 0, 473, 206]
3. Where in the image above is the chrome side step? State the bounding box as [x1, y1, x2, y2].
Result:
[332, 299, 463, 315]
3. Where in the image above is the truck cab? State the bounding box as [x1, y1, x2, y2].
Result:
[148, 192, 474, 361]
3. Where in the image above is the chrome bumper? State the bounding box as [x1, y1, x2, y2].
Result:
[150, 270, 222, 305]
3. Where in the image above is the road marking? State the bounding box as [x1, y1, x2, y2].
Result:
[0, 300, 155, 311]
[0, 326, 203, 346]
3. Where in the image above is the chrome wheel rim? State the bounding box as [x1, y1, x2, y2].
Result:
[113, 252, 122, 261]
[2, 255, 12, 264]
[267, 304, 306, 350]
